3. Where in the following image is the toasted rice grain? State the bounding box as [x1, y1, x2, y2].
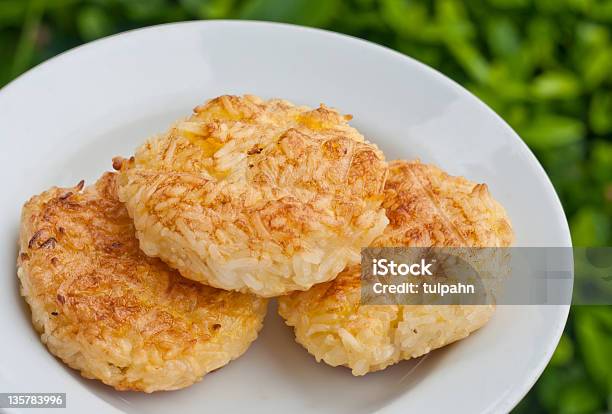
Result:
[115, 95, 388, 297]
[279, 160, 513, 375]
[18, 173, 268, 392]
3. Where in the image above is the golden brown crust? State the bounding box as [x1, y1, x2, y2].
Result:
[115, 95, 388, 296]
[18, 173, 268, 392]
[279, 160, 513, 375]
[375, 160, 513, 247]
[284, 160, 513, 309]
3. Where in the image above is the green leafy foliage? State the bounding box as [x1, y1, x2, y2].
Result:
[240, 0, 340, 26]
[571, 207, 610, 247]
[550, 334, 574, 367]
[520, 114, 585, 149]
[77, 5, 114, 40]
[575, 307, 612, 394]
[0, 1, 610, 413]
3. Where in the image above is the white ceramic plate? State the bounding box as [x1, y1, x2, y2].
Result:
[0, 21, 571, 414]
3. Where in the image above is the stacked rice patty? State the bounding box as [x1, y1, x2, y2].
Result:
[278, 160, 513, 375]
[18, 173, 267, 392]
[114, 95, 389, 297]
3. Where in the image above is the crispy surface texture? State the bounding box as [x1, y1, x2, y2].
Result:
[115, 95, 388, 297]
[17, 173, 268, 392]
[279, 160, 514, 375]
[375, 160, 513, 248]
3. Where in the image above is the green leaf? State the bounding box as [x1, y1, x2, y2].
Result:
[588, 1, 612, 23]
[486, 17, 521, 58]
[570, 207, 610, 247]
[558, 381, 603, 414]
[566, 0, 594, 13]
[581, 48, 612, 89]
[504, 104, 529, 128]
[396, 42, 443, 68]
[486, 0, 530, 9]
[520, 115, 585, 149]
[446, 41, 491, 84]
[435, 0, 474, 42]
[535, 0, 565, 13]
[0, 33, 19, 85]
[77, 6, 114, 41]
[0, 0, 28, 26]
[550, 334, 574, 366]
[240, 0, 340, 27]
[487, 64, 529, 99]
[589, 92, 612, 135]
[119, 0, 171, 21]
[380, 0, 441, 43]
[468, 84, 506, 114]
[588, 306, 612, 330]
[537, 368, 564, 411]
[532, 71, 581, 100]
[330, 9, 385, 33]
[526, 17, 558, 67]
[180, 0, 235, 19]
[575, 308, 612, 394]
[575, 22, 610, 49]
[536, 365, 583, 412]
[592, 140, 612, 183]
[10, 0, 46, 78]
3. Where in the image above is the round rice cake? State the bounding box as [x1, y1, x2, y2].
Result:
[17, 173, 268, 392]
[278, 160, 513, 375]
[114, 95, 388, 297]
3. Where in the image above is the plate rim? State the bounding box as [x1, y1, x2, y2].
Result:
[0, 20, 572, 414]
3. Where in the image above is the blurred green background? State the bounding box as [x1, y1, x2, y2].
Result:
[0, 0, 610, 412]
